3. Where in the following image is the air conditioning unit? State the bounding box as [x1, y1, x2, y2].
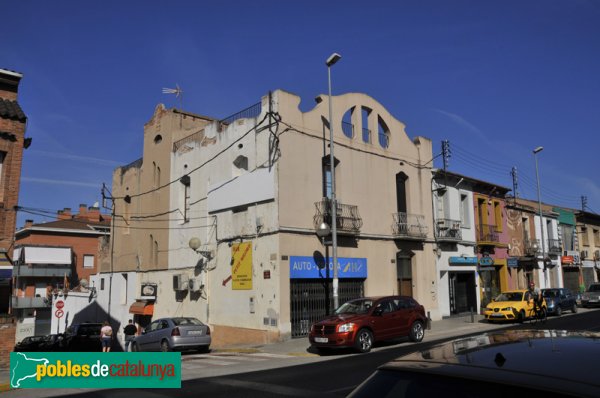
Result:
[173, 274, 189, 291]
[188, 278, 203, 293]
[581, 250, 589, 259]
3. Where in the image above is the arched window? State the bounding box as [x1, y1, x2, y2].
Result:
[378, 116, 390, 149]
[154, 134, 163, 144]
[342, 107, 355, 138]
[361, 107, 372, 143]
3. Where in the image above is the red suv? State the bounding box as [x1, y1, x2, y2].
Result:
[309, 296, 427, 353]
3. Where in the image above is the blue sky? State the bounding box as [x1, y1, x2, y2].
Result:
[3, 0, 600, 226]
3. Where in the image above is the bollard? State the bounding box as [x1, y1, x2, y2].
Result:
[427, 311, 432, 330]
[470, 307, 474, 323]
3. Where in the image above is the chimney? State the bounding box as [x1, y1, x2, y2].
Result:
[57, 208, 72, 220]
[78, 204, 87, 217]
[24, 219, 34, 228]
[0, 68, 23, 101]
[87, 205, 100, 222]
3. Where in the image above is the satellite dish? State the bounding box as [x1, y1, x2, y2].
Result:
[80, 279, 89, 288]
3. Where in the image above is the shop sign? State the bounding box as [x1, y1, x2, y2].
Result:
[479, 257, 494, 266]
[289, 256, 367, 279]
[561, 256, 574, 265]
[507, 257, 519, 268]
[449, 256, 477, 265]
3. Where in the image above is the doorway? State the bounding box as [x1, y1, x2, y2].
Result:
[448, 272, 477, 314]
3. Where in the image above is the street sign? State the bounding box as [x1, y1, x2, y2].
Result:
[55, 309, 64, 318]
[55, 300, 65, 309]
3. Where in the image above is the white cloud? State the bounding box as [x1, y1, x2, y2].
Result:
[22, 177, 100, 188]
[29, 150, 121, 167]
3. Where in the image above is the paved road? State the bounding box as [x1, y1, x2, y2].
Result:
[4, 308, 598, 397]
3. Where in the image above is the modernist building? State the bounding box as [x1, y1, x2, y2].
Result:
[100, 90, 438, 346]
[0, 68, 29, 314]
[94, 105, 216, 333]
[12, 205, 110, 341]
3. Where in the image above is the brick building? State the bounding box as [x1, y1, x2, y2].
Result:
[0, 68, 29, 315]
[12, 205, 110, 341]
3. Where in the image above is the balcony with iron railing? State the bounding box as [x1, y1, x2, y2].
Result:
[13, 264, 72, 278]
[436, 218, 462, 241]
[524, 238, 540, 256]
[547, 239, 562, 254]
[392, 212, 428, 240]
[476, 224, 500, 244]
[11, 296, 51, 309]
[313, 198, 363, 236]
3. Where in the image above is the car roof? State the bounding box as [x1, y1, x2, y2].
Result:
[379, 330, 600, 396]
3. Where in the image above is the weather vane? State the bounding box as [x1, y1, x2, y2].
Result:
[162, 84, 183, 109]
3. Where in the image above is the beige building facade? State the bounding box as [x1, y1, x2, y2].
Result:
[100, 90, 439, 347]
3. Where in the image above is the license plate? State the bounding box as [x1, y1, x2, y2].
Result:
[314, 337, 328, 343]
[188, 331, 203, 335]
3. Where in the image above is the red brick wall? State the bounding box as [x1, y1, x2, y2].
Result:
[16, 233, 104, 283]
[0, 116, 25, 255]
[0, 316, 16, 369]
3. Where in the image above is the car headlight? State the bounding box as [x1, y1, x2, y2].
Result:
[338, 323, 356, 333]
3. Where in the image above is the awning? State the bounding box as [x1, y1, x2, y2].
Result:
[129, 300, 154, 316]
[23, 247, 72, 265]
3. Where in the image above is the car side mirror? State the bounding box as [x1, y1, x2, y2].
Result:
[141, 329, 146, 334]
[372, 308, 383, 316]
[492, 298, 496, 302]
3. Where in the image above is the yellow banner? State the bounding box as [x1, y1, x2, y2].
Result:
[232, 242, 252, 290]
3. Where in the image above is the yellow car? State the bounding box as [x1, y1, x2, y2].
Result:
[484, 290, 546, 323]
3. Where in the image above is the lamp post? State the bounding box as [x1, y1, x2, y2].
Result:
[326, 52, 341, 309]
[316, 222, 331, 313]
[533, 146, 548, 287]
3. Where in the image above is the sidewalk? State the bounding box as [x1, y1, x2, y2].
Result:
[210, 313, 504, 357]
[0, 314, 505, 391]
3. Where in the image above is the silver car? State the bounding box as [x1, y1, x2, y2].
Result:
[131, 317, 211, 352]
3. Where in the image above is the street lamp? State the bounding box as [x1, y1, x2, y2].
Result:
[326, 52, 341, 309]
[533, 146, 548, 286]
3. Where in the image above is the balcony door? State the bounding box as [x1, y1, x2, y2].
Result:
[396, 252, 413, 297]
[396, 172, 407, 213]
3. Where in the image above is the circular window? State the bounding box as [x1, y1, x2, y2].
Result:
[154, 135, 163, 144]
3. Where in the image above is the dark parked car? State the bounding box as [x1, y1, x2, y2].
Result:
[132, 317, 211, 352]
[542, 288, 578, 316]
[60, 323, 103, 352]
[309, 296, 427, 353]
[13, 336, 47, 352]
[581, 283, 600, 307]
[39, 334, 65, 351]
[348, 330, 600, 398]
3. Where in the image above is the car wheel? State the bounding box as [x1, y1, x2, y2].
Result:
[132, 343, 139, 352]
[354, 329, 373, 353]
[160, 340, 171, 352]
[518, 310, 525, 323]
[409, 321, 425, 342]
[555, 306, 562, 316]
[572, 303, 578, 313]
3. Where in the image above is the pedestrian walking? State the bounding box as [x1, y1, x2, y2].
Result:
[123, 319, 137, 352]
[100, 321, 113, 352]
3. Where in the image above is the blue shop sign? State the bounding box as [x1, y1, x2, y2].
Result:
[479, 257, 494, 266]
[289, 256, 367, 279]
[507, 257, 519, 268]
[449, 256, 478, 265]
